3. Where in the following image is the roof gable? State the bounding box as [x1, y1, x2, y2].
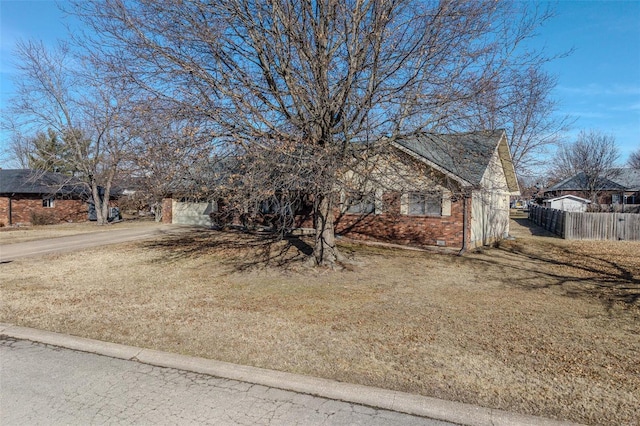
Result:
[494, 134, 519, 193]
[392, 130, 518, 192]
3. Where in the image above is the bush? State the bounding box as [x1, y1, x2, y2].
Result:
[30, 211, 56, 225]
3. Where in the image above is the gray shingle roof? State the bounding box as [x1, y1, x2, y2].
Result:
[0, 169, 87, 197]
[392, 130, 505, 186]
[546, 170, 632, 192]
[612, 168, 640, 190]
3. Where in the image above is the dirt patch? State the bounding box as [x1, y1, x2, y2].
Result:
[1, 218, 638, 425]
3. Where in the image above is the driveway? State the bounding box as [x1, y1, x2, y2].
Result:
[0, 225, 188, 262]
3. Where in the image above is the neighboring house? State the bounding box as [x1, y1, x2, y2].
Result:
[543, 195, 591, 212]
[0, 169, 88, 226]
[333, 129, 520, 249]
[612, 168, 640, 205]
[544, 169, 640, 206]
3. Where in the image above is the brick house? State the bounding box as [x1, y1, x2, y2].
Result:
[0, 169, 88, 226]
[163, 130, 520, 250]
[333, 130, 520, 249]
[543, 169, 640, 206]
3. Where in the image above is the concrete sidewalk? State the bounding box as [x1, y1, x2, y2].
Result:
[0, 324, 580, 426]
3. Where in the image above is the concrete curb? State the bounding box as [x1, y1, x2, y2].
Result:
[0, 323, 581, 426]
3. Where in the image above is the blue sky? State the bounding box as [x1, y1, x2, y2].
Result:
[1, 0, 639, 167]
[538, 0, 640, 163]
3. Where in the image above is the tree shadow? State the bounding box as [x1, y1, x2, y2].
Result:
[511, 217, 561, 238]
[471, 241, 640, 310]
[142, 228, 315, 271]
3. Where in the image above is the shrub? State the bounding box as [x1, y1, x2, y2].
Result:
[30, 211, 56, 225]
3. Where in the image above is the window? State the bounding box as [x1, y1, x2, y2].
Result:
[407, 192, 441, 216]
[345, 192, 375, 214]
[42, 198, 55, 208]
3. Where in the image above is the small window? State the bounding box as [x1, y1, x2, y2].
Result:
[42, 198, 55, 208]
[407, 192, 441, 216]
[345, 192, 375, 214]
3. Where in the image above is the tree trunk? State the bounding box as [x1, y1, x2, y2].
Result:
[91, 183, 108, 225]
[100, 197, 110, 225]
[154, 202, 163, 222]
[313, 194, 343, 266]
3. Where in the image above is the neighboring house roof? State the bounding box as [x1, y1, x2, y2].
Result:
[546, 171, 628, 193]
[0, 169, 88, 197]
[544, 195, 591, 204]
[392, 129, 519, 192]
[612, 168, 640, 191]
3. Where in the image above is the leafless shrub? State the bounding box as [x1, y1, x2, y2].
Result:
[30, 211, 56, 226]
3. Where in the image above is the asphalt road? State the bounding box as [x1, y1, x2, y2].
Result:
[1, 337, 450, 426]
[0, 225, 180, 262]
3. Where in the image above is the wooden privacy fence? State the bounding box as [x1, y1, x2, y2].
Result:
[528, 205, 640, 240]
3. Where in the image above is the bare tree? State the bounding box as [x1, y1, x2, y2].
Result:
[6, 40, 135, 225]
[465, 66, 571, 178]
[4, 132, 33, 169]
[554, 130, 621, 203]
[72, 0, 554, 265]
[126, 102, 220, 221]
[628, 148, 640, 169]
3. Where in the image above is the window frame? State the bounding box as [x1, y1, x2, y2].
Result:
[42, 198, 55, 208]
[406, 191, 442, 216]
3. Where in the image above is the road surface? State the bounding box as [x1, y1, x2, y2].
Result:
[1, 337, 450, 425]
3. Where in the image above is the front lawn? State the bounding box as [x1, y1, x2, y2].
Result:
[1, 219, 638, 425]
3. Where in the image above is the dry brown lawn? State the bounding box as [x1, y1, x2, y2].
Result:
[1, 215, 638, 425]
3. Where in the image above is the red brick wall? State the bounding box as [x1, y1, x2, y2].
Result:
[164, 191, 470, 249]
[334, 192, 466, 248]
[294, 192, 469, 249]
[0, 195, 87, 226]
